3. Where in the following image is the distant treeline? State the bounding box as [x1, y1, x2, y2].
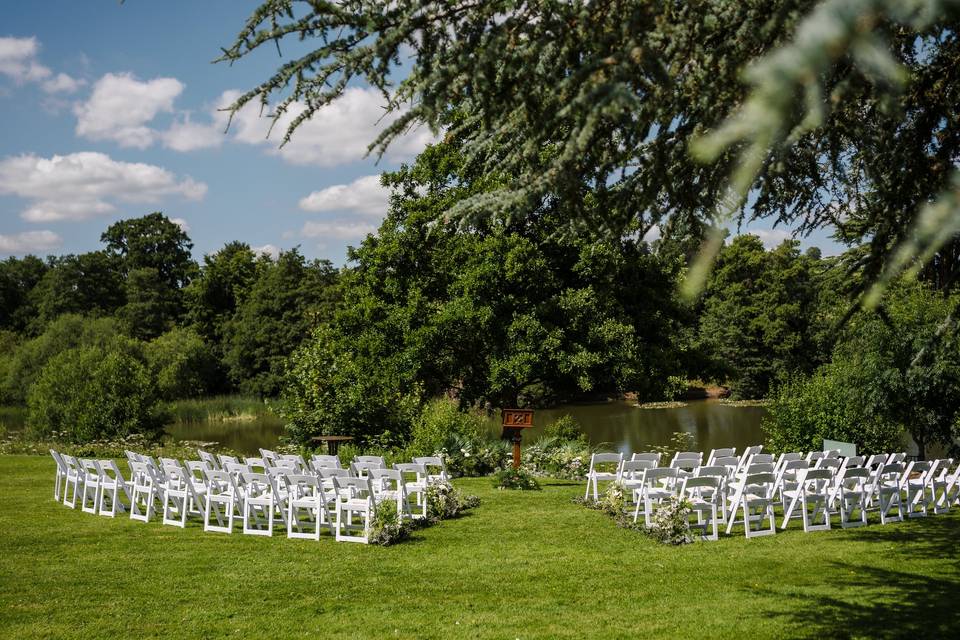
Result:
[0, 212, 338, 408]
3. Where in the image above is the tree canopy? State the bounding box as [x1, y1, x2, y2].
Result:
[220, 0, 960, 306]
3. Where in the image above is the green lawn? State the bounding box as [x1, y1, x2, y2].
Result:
[1, 455, 959, 639]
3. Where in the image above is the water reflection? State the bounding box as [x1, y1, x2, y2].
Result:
[502, 400, 768, 455]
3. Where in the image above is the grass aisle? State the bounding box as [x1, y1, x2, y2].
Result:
[1, 455, 959, 638]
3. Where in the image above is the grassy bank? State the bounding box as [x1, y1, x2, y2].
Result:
[168, 395, 277, 423]
[2, 455, 959, 638]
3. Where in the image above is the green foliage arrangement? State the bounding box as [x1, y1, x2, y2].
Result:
[26, 344, 167, 443]
[369, 501, 414, 546]
[425, 480, 482, 520]
[493, 468, 541, 491]
[646, 497, 695, 546]
[541, 415, 587, 444]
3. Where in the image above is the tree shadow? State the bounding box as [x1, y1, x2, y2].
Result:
[757, 561, 960, 638]
[754, 516, 960, 638]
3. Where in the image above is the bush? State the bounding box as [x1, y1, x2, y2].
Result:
[493, 467, 541, 491]
[410, 398, 489, 456]
[522, 437, 591, 479]
[1, 314, 124, 404]
[145, 327, 221, 400]
[26, 344, 167, 443]
[763, 362, 903, 455]
[436, 432, 509, 477]
[542, 415, 586, 443]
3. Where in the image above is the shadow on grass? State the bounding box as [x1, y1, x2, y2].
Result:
[757, 516, 960, 638]
[763, 561, 960, 639]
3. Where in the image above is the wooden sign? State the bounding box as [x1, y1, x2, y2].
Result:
[502, 408, 534, 428]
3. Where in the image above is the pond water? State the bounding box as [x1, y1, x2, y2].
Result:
[519, 400, 768, 454]
[164, 399, 768, 455]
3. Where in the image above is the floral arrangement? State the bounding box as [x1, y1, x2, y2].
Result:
[493, 467, 541, 491]
[425, 480, 482, 520]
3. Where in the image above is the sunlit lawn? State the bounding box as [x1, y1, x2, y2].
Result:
[1, 455, 958, 638]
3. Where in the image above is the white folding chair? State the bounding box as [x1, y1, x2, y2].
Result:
[836, 467, 870, 528]
[584, 453, 624, 500]
[198, 449, 221, 470]
[681, 476, 721, 541]
[630, 452, 662, 466]
[619, 459, 657, 505]
[781, 468, 832, 532]
[395, 463, 429, 519]
[413, 456, 448, 484]
[203, 469, 241, 534]
[97, 459, 131, 517]
[278, 454, 308, 473]
[775, 459, 809, 505]
[60, 453, 84, 508]
[728, 472, 777, 538]
[79, 459, 102, 515]
[332, 476, 377, 544]
[129, 460, 165, 523]
[239, 471, 276, 536]
[706, 448, 736, 467]
[259, 449, 279, 468]
[902, 460, 934, 518]
[370, 468, 413, 520]
[286, 473, 333, 540]
[310, 454, 342, 471]
[931, 459, 959, 514]
[695, 465, 729, 514]
[774, 452, 803, 476]
[872, 463, 906, 524]
[670, 452, 702, 479]
[161, 460, 206, 528]
[632, 467, 679, 526]
[49, 450, 68, 502]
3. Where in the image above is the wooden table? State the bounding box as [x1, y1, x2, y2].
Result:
[310, 435, 354, 455]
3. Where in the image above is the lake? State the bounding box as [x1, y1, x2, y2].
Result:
[164, 399, 769, 455]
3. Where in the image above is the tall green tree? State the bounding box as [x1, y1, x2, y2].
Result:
[28, 252, 124, 331]
[223, 249, 338, 397]
[220, 1, 960, 302]
[281, 135, 689, 442]
[0, 255, 47, 332]
[697, 235, 823, 398]
[184, 241, 259, 345]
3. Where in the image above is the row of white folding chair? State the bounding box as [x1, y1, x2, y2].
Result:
[63, 450, 443, 544]
[51, 450, 132, 516]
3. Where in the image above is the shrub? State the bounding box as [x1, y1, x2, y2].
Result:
[1, 314, 125, 404]
[145, 327, 221, 400]
[521, 437, 591, 479]
[763, 364, 903, 455]
[26, 344, 167, 443]
[411, 398, 491, 455]
[542, 415, 586, 443]
[436, 432, 509, 477]
[493, 467, 541, 491]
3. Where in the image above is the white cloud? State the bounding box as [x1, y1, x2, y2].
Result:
[743, 228, 792, 249]
[0, 36, 50, 83]
[0, 36, 83, 93]
[0, 230, 62, 255]
[75, 72, 183, 148]
[252, 244, 280, 259]
[170, 217, 190, 233]
[298, 175, 389, 217]
[0, 151, 206, 223]
[162, 114, 225, 151]
[42, 72, 84, 94]
[218, 87, 435, 166]
[300, 220, 378, 240]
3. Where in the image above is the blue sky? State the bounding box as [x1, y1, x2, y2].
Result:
[0, 1, 838, 264]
